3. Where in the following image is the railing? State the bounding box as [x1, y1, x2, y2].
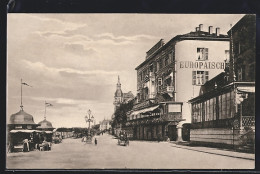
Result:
[242, 116, 255, 127]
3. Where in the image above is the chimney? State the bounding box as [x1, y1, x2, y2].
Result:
[195, 27, 199, 31]
[209, 26, 213, 34]
[199, 24, 203, 31]
[216, 27, 220, 36]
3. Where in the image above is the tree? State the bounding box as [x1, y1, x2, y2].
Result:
[112, 100, 134, 128]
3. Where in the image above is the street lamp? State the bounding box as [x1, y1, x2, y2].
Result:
[85, 109, 94, 142]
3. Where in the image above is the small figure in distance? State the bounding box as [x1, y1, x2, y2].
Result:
[95, 138, 97, 146]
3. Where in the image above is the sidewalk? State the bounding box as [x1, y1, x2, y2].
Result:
[169, 141, 255, 161]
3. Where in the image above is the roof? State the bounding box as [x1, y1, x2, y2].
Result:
[37, 118, 54, 129]
[227, 14, 255, 35]
[123, 91, 134, 99]
[9, 110, 36, 125]
[135, 30, 229, 70]
[189, 81, 255, 103]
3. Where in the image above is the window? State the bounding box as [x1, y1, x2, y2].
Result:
[192, 71, 209, 85]
[27, 125, 32, 129]
[159, 59, 163, 69]
[168, 52, 173, 63]
[237, 65, 245, 81]
[226, 92, 231, 118]
[158, 78, 162, 86]
[221, 93, 227, 119]
[149, 64, 154, 72]
[165, 56, 169, 66]
[213, 97, 216, 120]
[197, 48, 208, 60]
[154, 61, 157, 72]
[225, 50, 230, 62]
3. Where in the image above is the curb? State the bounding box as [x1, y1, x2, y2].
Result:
[170, 143, 254, 161]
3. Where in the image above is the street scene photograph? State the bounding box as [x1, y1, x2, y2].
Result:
[6, 14, 255, 169]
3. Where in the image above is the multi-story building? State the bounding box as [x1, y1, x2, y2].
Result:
[126, 24, 230, 141]
[189, 15, 255, 149]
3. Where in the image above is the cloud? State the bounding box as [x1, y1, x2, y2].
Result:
[64, 43, 97, 56]
[22, 59, 120, 76]
[96, 33, 158, 41]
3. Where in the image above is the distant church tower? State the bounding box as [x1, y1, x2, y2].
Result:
[114, 76, 123, 112]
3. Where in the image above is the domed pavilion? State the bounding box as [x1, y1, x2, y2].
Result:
[8, 109, 39, 130]
[37, 118, 55, 131]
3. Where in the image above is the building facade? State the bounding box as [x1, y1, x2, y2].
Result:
[126, 24, 230, 141]
[189, 15, 255, 149]
[99, 118, 111, 131]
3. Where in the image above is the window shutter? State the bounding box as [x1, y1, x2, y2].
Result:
[201, 72, 205, 84]
[192, 71, 196, 85]
[204, 48, 208, 60]
[205, 71, 209, 82]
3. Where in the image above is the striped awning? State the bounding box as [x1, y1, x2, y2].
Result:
[131, 105, 159, 116]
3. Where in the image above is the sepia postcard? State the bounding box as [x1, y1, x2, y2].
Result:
[6, 13, 255, 169]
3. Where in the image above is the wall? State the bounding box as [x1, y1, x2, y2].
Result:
[175, 40, 229, 124]
[190, 128, 241, 145]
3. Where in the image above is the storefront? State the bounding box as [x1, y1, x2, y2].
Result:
[7, 109, 40, 152]
[189, 79, 255, 147]
[126, 102, 184, 141]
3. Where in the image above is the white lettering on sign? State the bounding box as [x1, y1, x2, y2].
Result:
[179, 61, 225, 69]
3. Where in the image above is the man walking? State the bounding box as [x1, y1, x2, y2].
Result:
[94, 138, 97, 145]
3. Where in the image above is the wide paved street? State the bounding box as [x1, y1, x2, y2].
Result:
[6, 133, 254, 169]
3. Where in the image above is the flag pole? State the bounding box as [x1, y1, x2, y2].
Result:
[20, 78, 23, 110]
[44, 101, 46, 120]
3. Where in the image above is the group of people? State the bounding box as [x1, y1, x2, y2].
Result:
[82, 135, 98, 145]
[119, 131, 128, 141]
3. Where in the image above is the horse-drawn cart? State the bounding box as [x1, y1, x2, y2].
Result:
[117, 134, 129, 146]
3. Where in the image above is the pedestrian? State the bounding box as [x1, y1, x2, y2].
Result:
[94, 138, 97, 145]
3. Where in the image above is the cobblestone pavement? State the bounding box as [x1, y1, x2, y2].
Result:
[6, 133, 254, 169]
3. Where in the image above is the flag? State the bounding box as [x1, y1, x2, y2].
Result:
[21, 82, 32, 87]
[45, 102, 53, 107]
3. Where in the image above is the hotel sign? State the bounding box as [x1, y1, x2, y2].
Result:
[179, 61, 225, 69]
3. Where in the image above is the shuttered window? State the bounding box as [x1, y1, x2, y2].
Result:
[192, 71, 196, 85]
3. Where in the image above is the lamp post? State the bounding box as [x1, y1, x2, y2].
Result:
[85, 109, 94, 142]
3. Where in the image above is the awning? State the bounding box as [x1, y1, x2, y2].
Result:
[237, 86, 255, 93]
[10, 129, 42, 133]
[140, 105, 160, 114]
[131, 105, 159, 116]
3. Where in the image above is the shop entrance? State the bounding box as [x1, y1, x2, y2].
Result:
[168, 125, 177, 141]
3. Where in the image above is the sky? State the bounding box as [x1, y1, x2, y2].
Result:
[7, 14, 244, 128]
